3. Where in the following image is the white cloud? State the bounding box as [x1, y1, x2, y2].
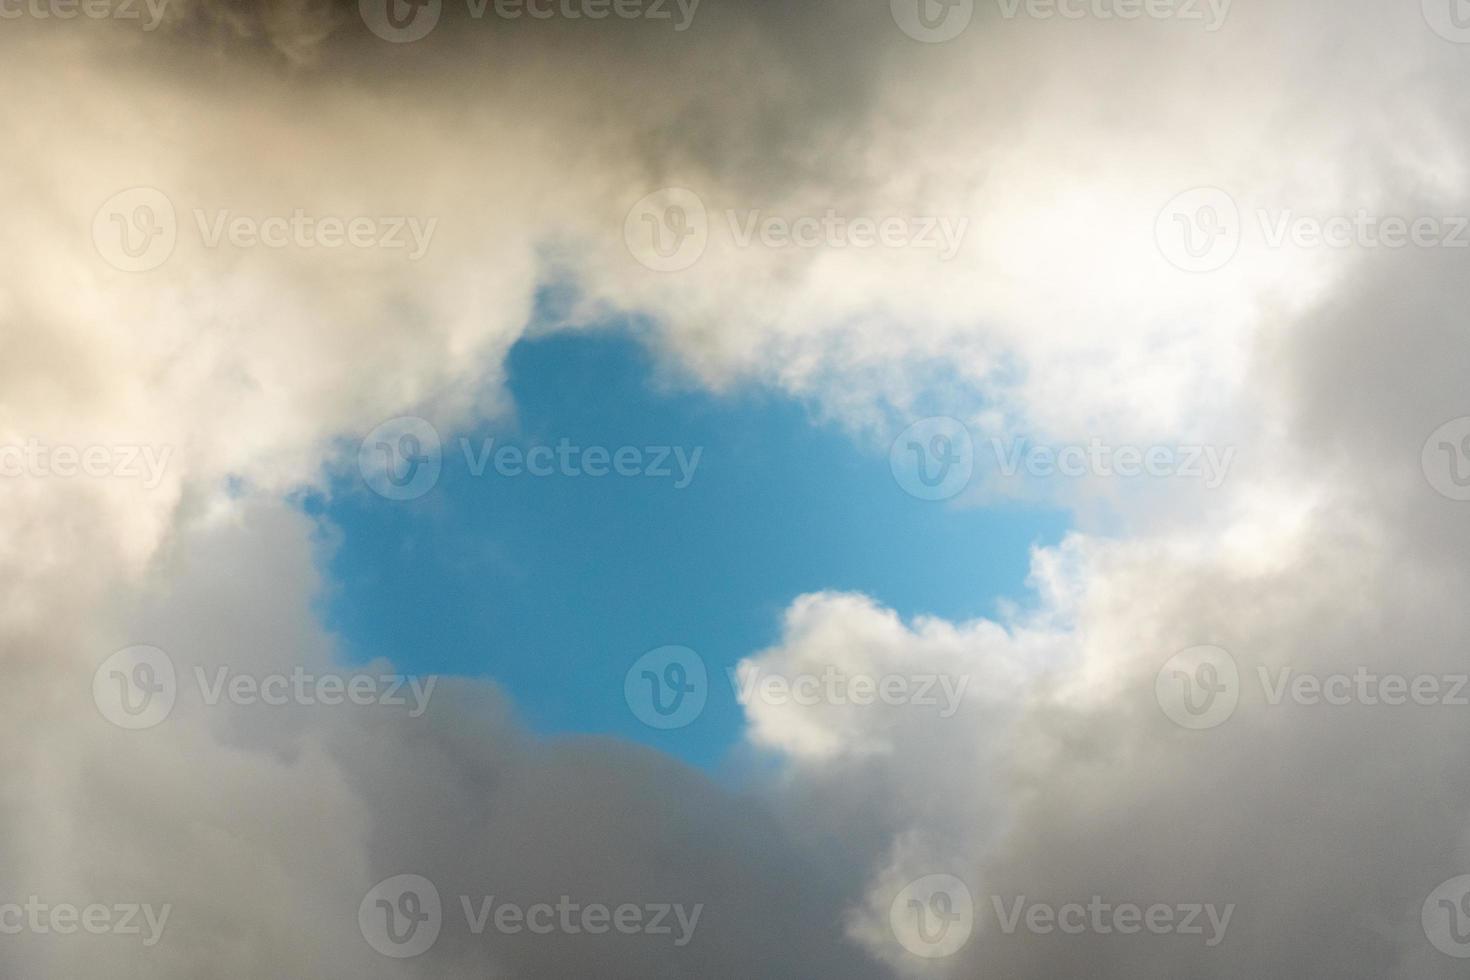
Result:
[2, 0, 1470, 976]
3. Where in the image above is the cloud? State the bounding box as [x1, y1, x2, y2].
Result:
[3, 0, 1470, 976]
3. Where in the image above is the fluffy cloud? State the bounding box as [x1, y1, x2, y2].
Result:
[3, 0, 1470, 976]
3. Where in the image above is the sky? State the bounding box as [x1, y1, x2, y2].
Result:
[6, 1, 1470, 978]
[316, 328, 1066, 767]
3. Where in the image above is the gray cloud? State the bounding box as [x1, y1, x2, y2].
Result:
[4, 0, 1470, 976]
